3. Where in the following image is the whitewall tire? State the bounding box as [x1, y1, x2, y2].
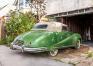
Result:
[49, 49, 58, 56]
[75, 40, 81, 49]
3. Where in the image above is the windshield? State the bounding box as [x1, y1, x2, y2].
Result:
[32, 24, 48, 29]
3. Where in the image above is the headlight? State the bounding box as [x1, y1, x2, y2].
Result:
[14, 40, 24, 46]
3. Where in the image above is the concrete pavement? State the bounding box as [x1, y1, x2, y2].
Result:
[0, 45, 72, 66]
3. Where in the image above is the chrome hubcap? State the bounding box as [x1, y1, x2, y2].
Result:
[50, 49, 58, 56]
[76, 40, 80, 49]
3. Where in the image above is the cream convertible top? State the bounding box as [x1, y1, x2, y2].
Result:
[34, 22, 67, 32]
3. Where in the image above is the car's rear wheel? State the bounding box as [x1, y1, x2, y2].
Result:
[49, 49, 58, 56]
[75, 40, 81, 49]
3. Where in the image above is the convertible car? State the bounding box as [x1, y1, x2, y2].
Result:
[10, 22, 81, 56]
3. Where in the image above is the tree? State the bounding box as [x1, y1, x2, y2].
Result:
[28, 0, 46, 21]
[5, 11, 36, 44]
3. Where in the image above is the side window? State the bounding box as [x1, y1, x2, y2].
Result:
[62, 26, 68, 31]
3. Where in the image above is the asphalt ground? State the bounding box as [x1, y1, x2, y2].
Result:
[0, 45, 72, 66]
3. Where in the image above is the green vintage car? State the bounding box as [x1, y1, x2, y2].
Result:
[10, 22, 81, 56]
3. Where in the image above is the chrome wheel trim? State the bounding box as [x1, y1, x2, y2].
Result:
[50, 49, 58, 56]
[76, 40, 80, 49]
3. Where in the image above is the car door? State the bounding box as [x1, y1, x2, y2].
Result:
[53, 31, 68, 48]
[54, 26, 74, 48]
[62, 26, 74, 47]
[61, 31, 74, 47]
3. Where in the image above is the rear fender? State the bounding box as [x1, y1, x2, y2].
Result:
[53, 34, 81, 48]
[72, 34, 81, 44]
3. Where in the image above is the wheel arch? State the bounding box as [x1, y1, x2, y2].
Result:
[72, 34, 82, 44]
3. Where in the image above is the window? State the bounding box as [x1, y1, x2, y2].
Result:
[33, 24, 48, 29]
[25, 0, 29, 6]
[19, 0, 23, 6]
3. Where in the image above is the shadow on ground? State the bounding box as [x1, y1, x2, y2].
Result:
[11, 50, 50, 58]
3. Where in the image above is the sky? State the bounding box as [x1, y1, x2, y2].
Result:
[0, 0, 15, 17]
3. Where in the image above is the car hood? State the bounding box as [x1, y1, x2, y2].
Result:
[13, 30, 49, 46]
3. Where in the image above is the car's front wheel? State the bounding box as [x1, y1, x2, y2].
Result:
[49, 49, 58, 56]
[75, 40, 81, 49]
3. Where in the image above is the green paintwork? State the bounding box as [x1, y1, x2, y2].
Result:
[12, 28, 81, 51]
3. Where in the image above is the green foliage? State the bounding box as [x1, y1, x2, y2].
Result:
[5, 11, 36, 45]
[0, 38, 7, 45]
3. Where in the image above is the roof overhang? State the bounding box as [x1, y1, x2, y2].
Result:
[47, 7, 93, 18]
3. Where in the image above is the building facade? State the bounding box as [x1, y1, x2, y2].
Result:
[46, 0, 93, 41]
[14, 0, 31, 13]
[46, 0, 93, 15]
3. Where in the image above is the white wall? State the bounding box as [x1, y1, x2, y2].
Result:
[78, 0, 93, 9]
[46, 0, 93, 15]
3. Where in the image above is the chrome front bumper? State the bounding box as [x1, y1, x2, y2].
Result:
[11, 45, 47, 53]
